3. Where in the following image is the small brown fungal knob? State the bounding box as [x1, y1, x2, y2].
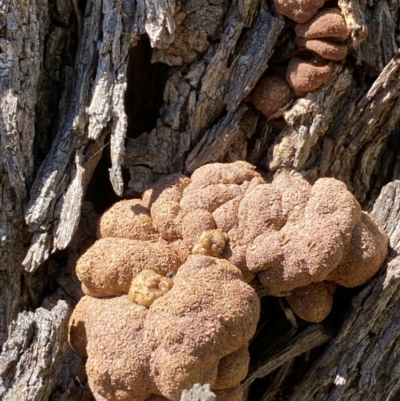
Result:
[297, 38, 347, 61]
[192, 229, 229, 257]
[128, 269, 173, 307]
[274, 0, 325, 23]
[295, 8, 349, 41]
[285, 281, 337, 322]
[251, 76, 295, 118]
[286, 57, 333, 92]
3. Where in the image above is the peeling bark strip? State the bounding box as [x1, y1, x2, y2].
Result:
[280, 180, 400, 401]
[23, 0, 147, 272]
[244, 324, 332, 389]
[225, 7, 284, 113]
[0, 301, 70, 401]
[125, 3, 283, 191]
[0, 0, 49, 346]
[185, 105, 258, 173]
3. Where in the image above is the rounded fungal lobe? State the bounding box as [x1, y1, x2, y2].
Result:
[144, 255, 260, 400]
[247, 178, 361, 295]
[285, 281, 337, 322]
[327, 212, 388, 287]
[69, 295, 152, 401]
[97, 199, 159, 241]
[76, 237, 181, 297]
[146, 173, 190, 241]
[297, 38, 347, 61]
[128, 269, 174, 307]
[286, 57, 333, 93]
[251, 76, 295, 118]
[274, 0, 326, 23]
[295, 8, 349, 40]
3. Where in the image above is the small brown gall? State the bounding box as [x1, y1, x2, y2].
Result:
[286, 57, 333, 93]
[274, 0, 325, 23]
[297, 38, 347, 61]
[251, 76, 295, 118]
[295, 9, 349, 41]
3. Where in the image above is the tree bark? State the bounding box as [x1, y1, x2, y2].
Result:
[1, 0, 400, 400]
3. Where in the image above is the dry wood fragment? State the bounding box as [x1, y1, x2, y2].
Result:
[0, 301, 70, 401]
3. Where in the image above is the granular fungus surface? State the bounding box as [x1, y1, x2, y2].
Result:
[70, 161, 387, 400]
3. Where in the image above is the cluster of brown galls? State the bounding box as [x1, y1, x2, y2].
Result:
[252, 1, 353, 118]
[69, 161, 387, 401]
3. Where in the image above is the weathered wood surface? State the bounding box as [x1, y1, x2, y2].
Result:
[0, 301, 70, 401]
[2, 0, 400, 400]
[0, 0, 50, 347]
[244, 324, 333, 390]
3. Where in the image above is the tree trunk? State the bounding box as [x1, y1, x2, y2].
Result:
[1, 0, 400, 400]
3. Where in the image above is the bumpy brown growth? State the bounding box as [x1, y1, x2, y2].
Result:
[285, 282, 337, 322]
[274, 0, 326, 23]
[70, 161, 388, 401]
[297, 38, 347, 61]
[76, 237, 181, 297]
[286, 57, 333, 93]
[69, 255, 260, 401]
[251, 76, 295, 118]
[295, 8, 349, 40]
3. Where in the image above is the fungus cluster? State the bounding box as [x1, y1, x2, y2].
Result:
[69, 161, 387, 400]
[252, 4, 356, 116]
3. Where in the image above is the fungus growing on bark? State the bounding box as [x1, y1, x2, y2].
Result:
[286, 57, 333, 92]
[70, 162, 388, 401]
[76, 237, 181, 297]
[97, 199, 159, 241]
[251, 76, 295, 118]
[285, 281, 337, 322]
[274, 0, 326, 23]
[296, 38, 347, 61]
[246, 175, 387, 321]
[69, 255, 260, 401]
[295, 8, 349, 40]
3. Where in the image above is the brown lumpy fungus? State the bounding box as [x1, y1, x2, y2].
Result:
[251, 76, 295, 118]
[285, 281, 337, 322]
[297, 38, 347, 61]
[295, 8, 349, 40]
[327, 212, 388, 287]
[69, 161, 388, 401]
[274, 0, 325, 23]
[247, 177, 362, 295]
[97, 199, 159, 241]
[286, 57, 333, 93]
[69, 255, 260, 401]
[76, 237, 181, 297]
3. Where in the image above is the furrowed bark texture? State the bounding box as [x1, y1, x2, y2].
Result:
[1, 0, 400, 400]
[0, 0, 49, 347]
[0, 301, 70, 401]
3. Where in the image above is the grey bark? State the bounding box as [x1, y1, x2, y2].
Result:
[1, 0, 400, 400]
